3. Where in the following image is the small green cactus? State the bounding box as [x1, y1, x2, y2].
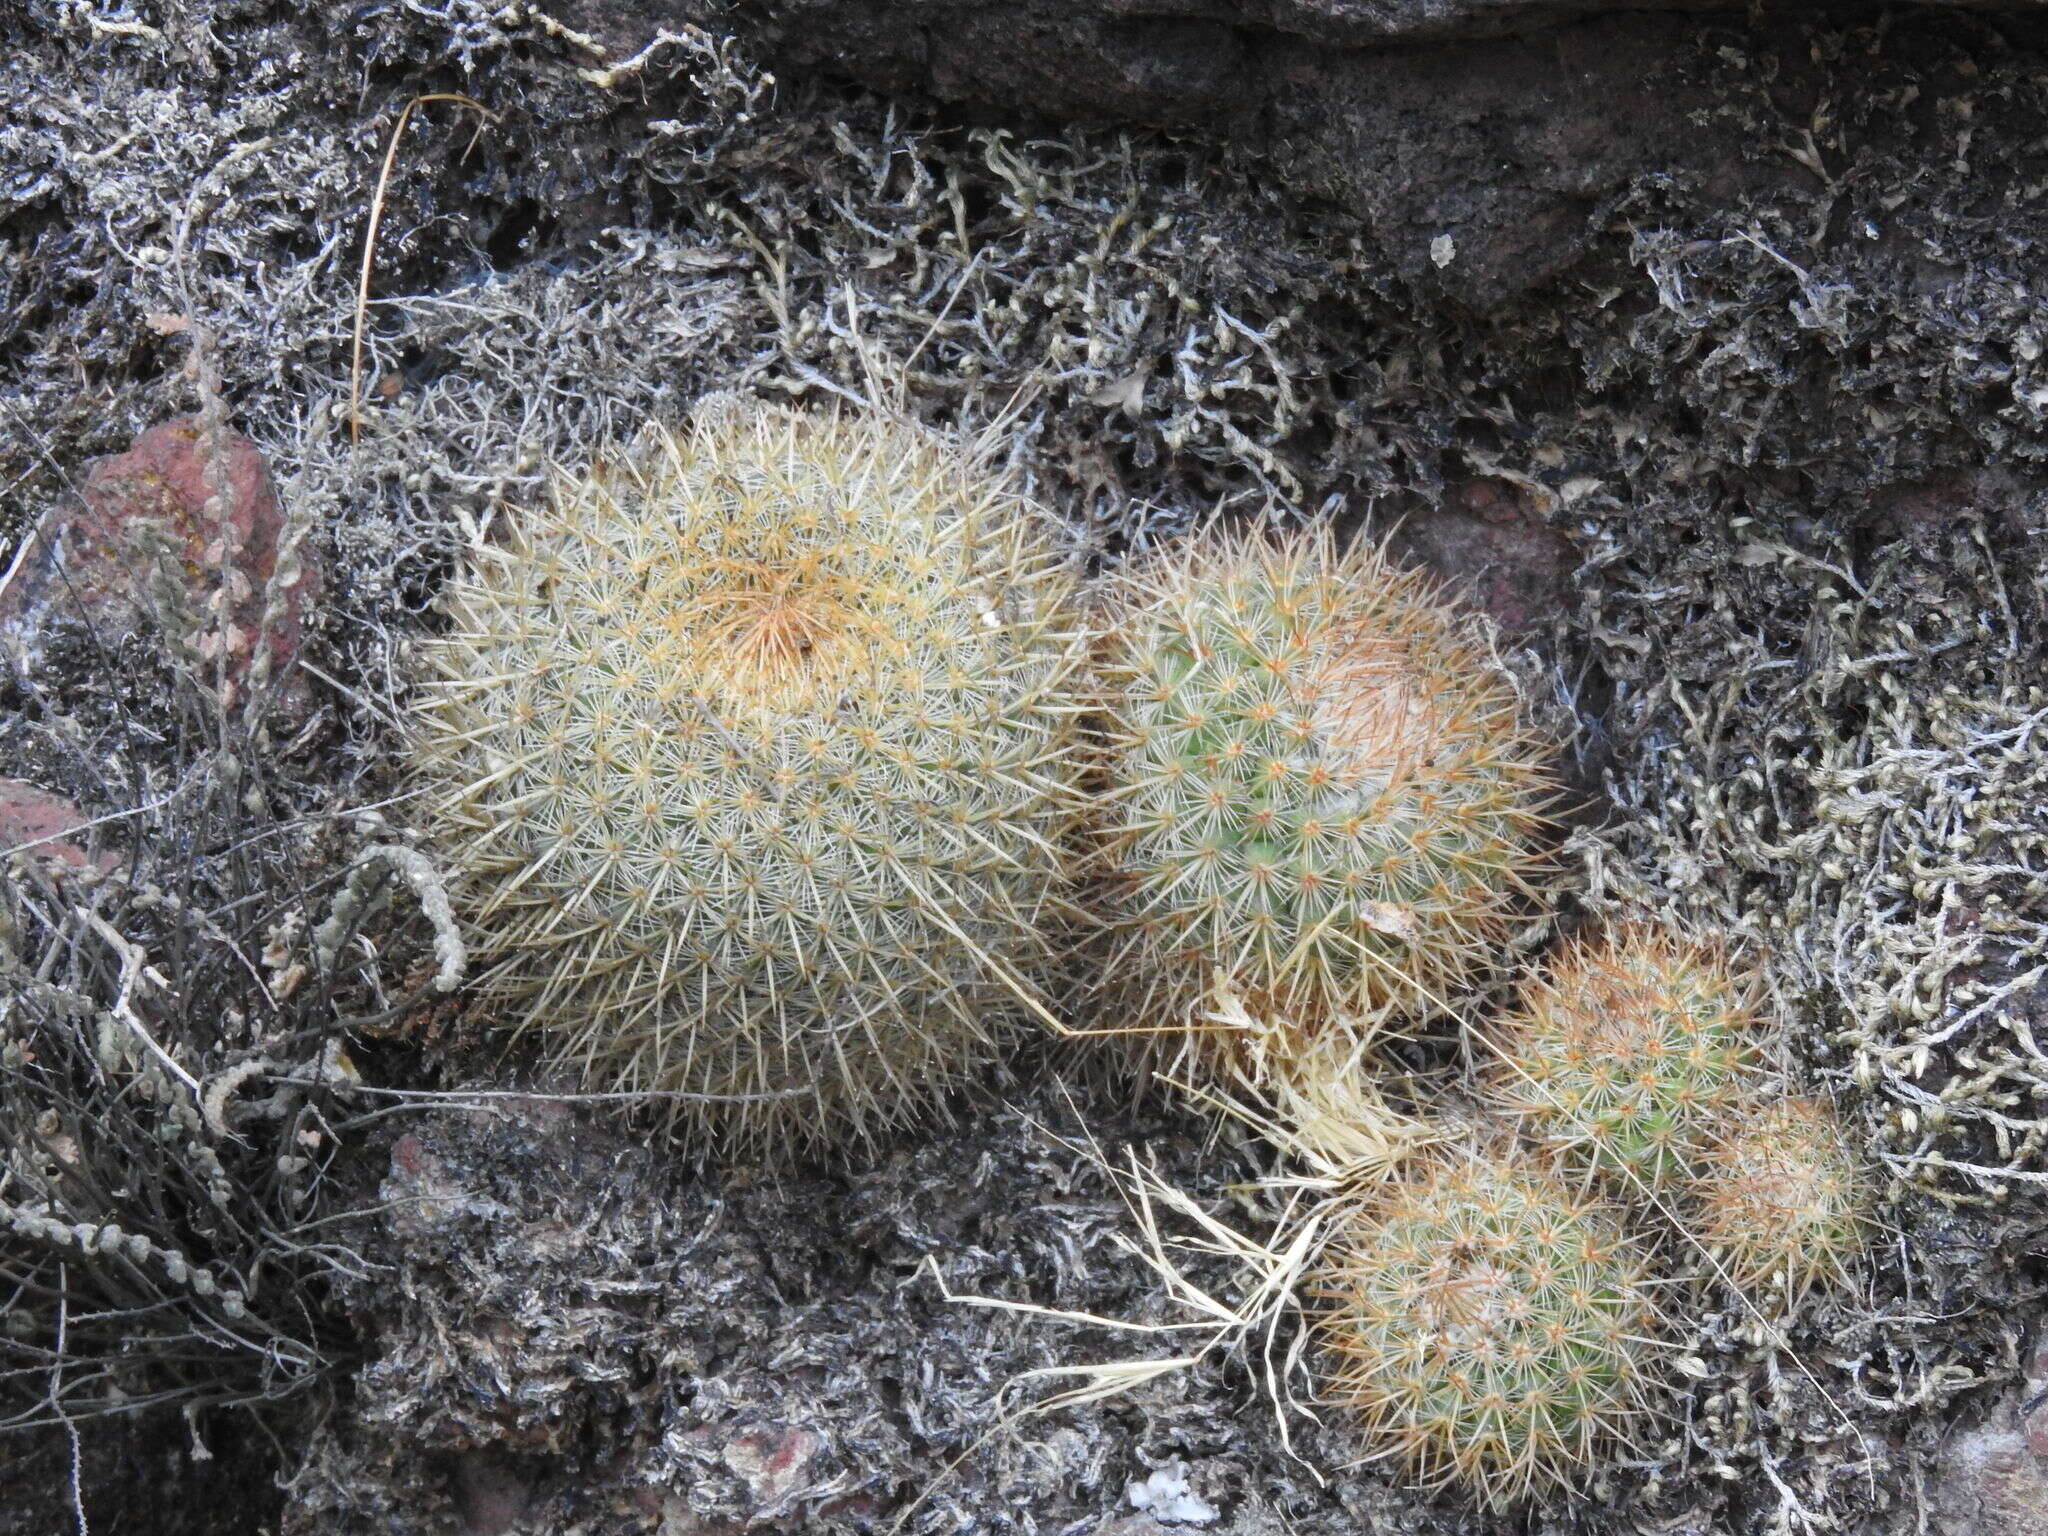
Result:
[1313, 1144, 1661, 1510]
[1491, 928, 1761, 1191]
[1093, 526, 1552, 1079]
[408, 398, 1089, 1155]
[1689, 1095, 1870, 1301]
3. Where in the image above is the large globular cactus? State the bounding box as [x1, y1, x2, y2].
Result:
[407, 398, 1089, 1156]
[1091, 526, 1554, 1081]
[1312, 1142, 1662, 1510]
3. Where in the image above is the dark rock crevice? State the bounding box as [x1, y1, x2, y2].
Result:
[702, 0, 2048, 306]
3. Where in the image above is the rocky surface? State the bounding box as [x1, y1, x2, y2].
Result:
[1382, 476, 1574, 637]
[280, 1088, 1304, 1536]
[1925, 1338, 2048, 1534]
[710, 0, 2048, 306]
[0, 413, 322, 724]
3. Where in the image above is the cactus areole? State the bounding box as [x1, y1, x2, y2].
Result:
[409, 400, 1088, 1155]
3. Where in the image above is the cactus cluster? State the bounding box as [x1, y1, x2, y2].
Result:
[1093, 528, 1553, 1080]
[1487, 927, 1871, 1300]
[1297, 924, 1872, 1512]
[409, 401, 1087, 1154]
[406, 393, 1873, 1515]
[1313, 1143, 1659, 1511]
[412, 407, 1559, 1152]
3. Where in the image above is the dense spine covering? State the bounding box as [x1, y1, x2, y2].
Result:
[408, 400, 1089, 1155]
[1313, 1145, 1661, 1510]
[1491, 929, 1761, 1191]
[1689, 1095, 1870, 1300]
[1092, 527, 1552, 1077]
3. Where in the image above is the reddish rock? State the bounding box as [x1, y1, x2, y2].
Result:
[452, 1450, 530, 1536]
[2027, 1338, 2048, 1439]
[1384, 476, 1574, 635]
[0, 778, 119, 871]
[1925, 1337, 2048, 1535]
[644, 1496, 741, 1536]
[1868, 468, 2041, 549]
[721, 1425, 824, 1508]
[381, 1131, 472, 1237]
[0, 415, 322, 721]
